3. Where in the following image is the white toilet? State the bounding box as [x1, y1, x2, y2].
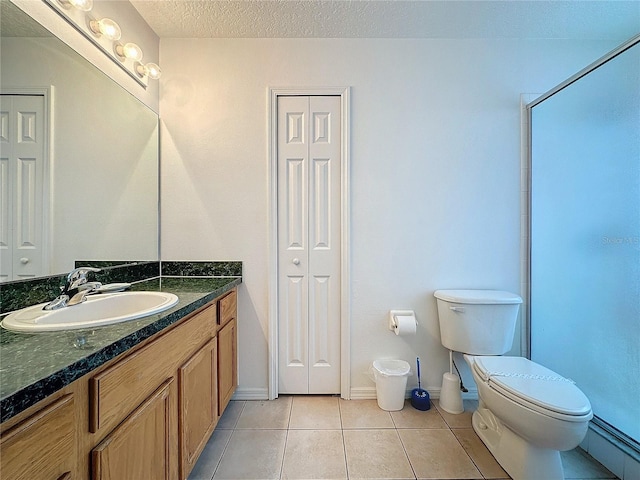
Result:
[434, 289, 593, 480]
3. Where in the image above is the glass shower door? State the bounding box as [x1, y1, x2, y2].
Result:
[529, 40, 639, 446]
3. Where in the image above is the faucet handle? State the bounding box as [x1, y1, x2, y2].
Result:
[65, 266, 102, 292]
[45, 267, 102, 311]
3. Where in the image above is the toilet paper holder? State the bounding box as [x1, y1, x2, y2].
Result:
[389, 310, 417, 331]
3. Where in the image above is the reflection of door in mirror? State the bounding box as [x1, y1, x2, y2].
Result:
[1, 0, 160, 279]
[0, 93, 49, 282]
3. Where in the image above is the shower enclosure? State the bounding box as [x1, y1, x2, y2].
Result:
[528, 34, 639, 474]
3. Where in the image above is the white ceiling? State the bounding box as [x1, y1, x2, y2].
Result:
[129, 0, 640, 40]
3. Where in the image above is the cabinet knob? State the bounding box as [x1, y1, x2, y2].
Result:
[20, 257, 29, 264]
[292, 258, 300, 265]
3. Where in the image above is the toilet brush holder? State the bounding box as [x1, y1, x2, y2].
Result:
[410, 357, 431, 411]
[411, 388, 431, 410]
[439, 372, 464, 414]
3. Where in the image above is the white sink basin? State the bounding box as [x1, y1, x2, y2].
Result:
[1, 291, 179, 333]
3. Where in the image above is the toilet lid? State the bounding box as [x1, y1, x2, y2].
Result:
[473, 356, 592, 418]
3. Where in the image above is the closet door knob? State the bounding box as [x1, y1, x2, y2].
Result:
[20, 257, 30, 264]
[292, 258, 300, 265]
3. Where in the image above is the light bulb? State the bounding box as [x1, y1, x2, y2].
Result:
[57, 0, 93, 11]
[115, 42, 143, 62]
[69, 0, 93, 11]
[89, 18, 121, 41]
[136, 62, 162, 80]
[145, 63, 161, 80]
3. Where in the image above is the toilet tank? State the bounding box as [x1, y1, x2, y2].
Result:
[434, 290, 522, 355]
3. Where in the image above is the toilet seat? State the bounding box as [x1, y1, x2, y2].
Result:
[472, 356, 592, 421]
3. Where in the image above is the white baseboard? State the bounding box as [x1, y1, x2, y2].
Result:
[232, 386, 269, 400]
[232, 386, 479, 403]
[349, 387, 377, 399]
[349, 387, 478, 401]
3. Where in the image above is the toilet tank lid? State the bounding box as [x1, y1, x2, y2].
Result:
[433, 289, 522, 305]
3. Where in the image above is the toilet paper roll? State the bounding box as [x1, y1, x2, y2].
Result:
[393, 314, 417, 336]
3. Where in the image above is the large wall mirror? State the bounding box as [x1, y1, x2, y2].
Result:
[1, 0, 159, 282]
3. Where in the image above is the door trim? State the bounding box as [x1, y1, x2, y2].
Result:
[268, 87, 351, 400]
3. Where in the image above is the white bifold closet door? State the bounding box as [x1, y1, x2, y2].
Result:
[0, 94, 46, 282]
[277, 95, 341, 394]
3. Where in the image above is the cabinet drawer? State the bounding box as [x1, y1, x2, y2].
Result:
[90, 302, 216, 433]
[0, 394, 75, 480]
[218, 289, 237, 326]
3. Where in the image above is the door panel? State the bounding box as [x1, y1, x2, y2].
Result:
[0, 94, 46, 282]
[308, 96, 341, 393]
[278, 95, 341, 394]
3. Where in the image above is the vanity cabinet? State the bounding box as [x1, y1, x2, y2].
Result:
[0, 394, 75, 480]
[0, 286, 239, 480]
[217, 290, 238, 415]
[89, 299, 219, 480]
[88, 302, 216, 435]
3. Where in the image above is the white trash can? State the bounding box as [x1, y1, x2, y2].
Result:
[372, 359, 410, 411]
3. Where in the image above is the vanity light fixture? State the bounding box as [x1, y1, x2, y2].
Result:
[115, 42, 143, 62]
[89, 17, 122, 41]
[46, 0, 161, 85]
[57, 0, 93, 11]
[135, 62, 162, 80]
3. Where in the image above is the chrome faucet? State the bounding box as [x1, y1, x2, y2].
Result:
[43, 267, 102, 310]
[67, 281, 103, 306]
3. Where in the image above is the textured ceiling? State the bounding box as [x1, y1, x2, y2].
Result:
[1, 1, 52, 37]
[129, 0, 640, 40]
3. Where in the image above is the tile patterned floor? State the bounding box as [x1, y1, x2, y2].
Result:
[188, 396, 618, 480]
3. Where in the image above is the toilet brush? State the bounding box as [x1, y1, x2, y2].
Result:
[410, 357, 430, 411]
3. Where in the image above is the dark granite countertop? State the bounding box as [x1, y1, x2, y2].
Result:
[0, 276, 241, 423]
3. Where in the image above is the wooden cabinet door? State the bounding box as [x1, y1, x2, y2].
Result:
[92, 379, 177, 480]
[90, 303, 215, 434]
[218, 318, 237, 415]
[178, 338, 218, 479]
[0, 394, 75, 480]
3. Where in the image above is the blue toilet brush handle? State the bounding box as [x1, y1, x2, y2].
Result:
[417, 357, 421, 390]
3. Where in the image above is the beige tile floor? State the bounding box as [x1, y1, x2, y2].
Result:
[188, 396, 618, 480]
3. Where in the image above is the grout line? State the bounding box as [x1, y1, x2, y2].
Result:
[210, 429, 233, 480]
[337, 397, 350, 479]
[450, 427, 486, 480]
[211, 401, 246, 480]
[341, 428, 350, 479]
[286, 395, 293, 429]
[279, 396, 294, 479]
[230, 400, 246, 429]
[395, 427, 418, 480]
[280, 429, 289, 479]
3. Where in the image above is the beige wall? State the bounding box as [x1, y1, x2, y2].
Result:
[159, 37, 617, 398]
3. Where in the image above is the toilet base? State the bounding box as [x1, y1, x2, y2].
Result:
[472, 406, 565, 480]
